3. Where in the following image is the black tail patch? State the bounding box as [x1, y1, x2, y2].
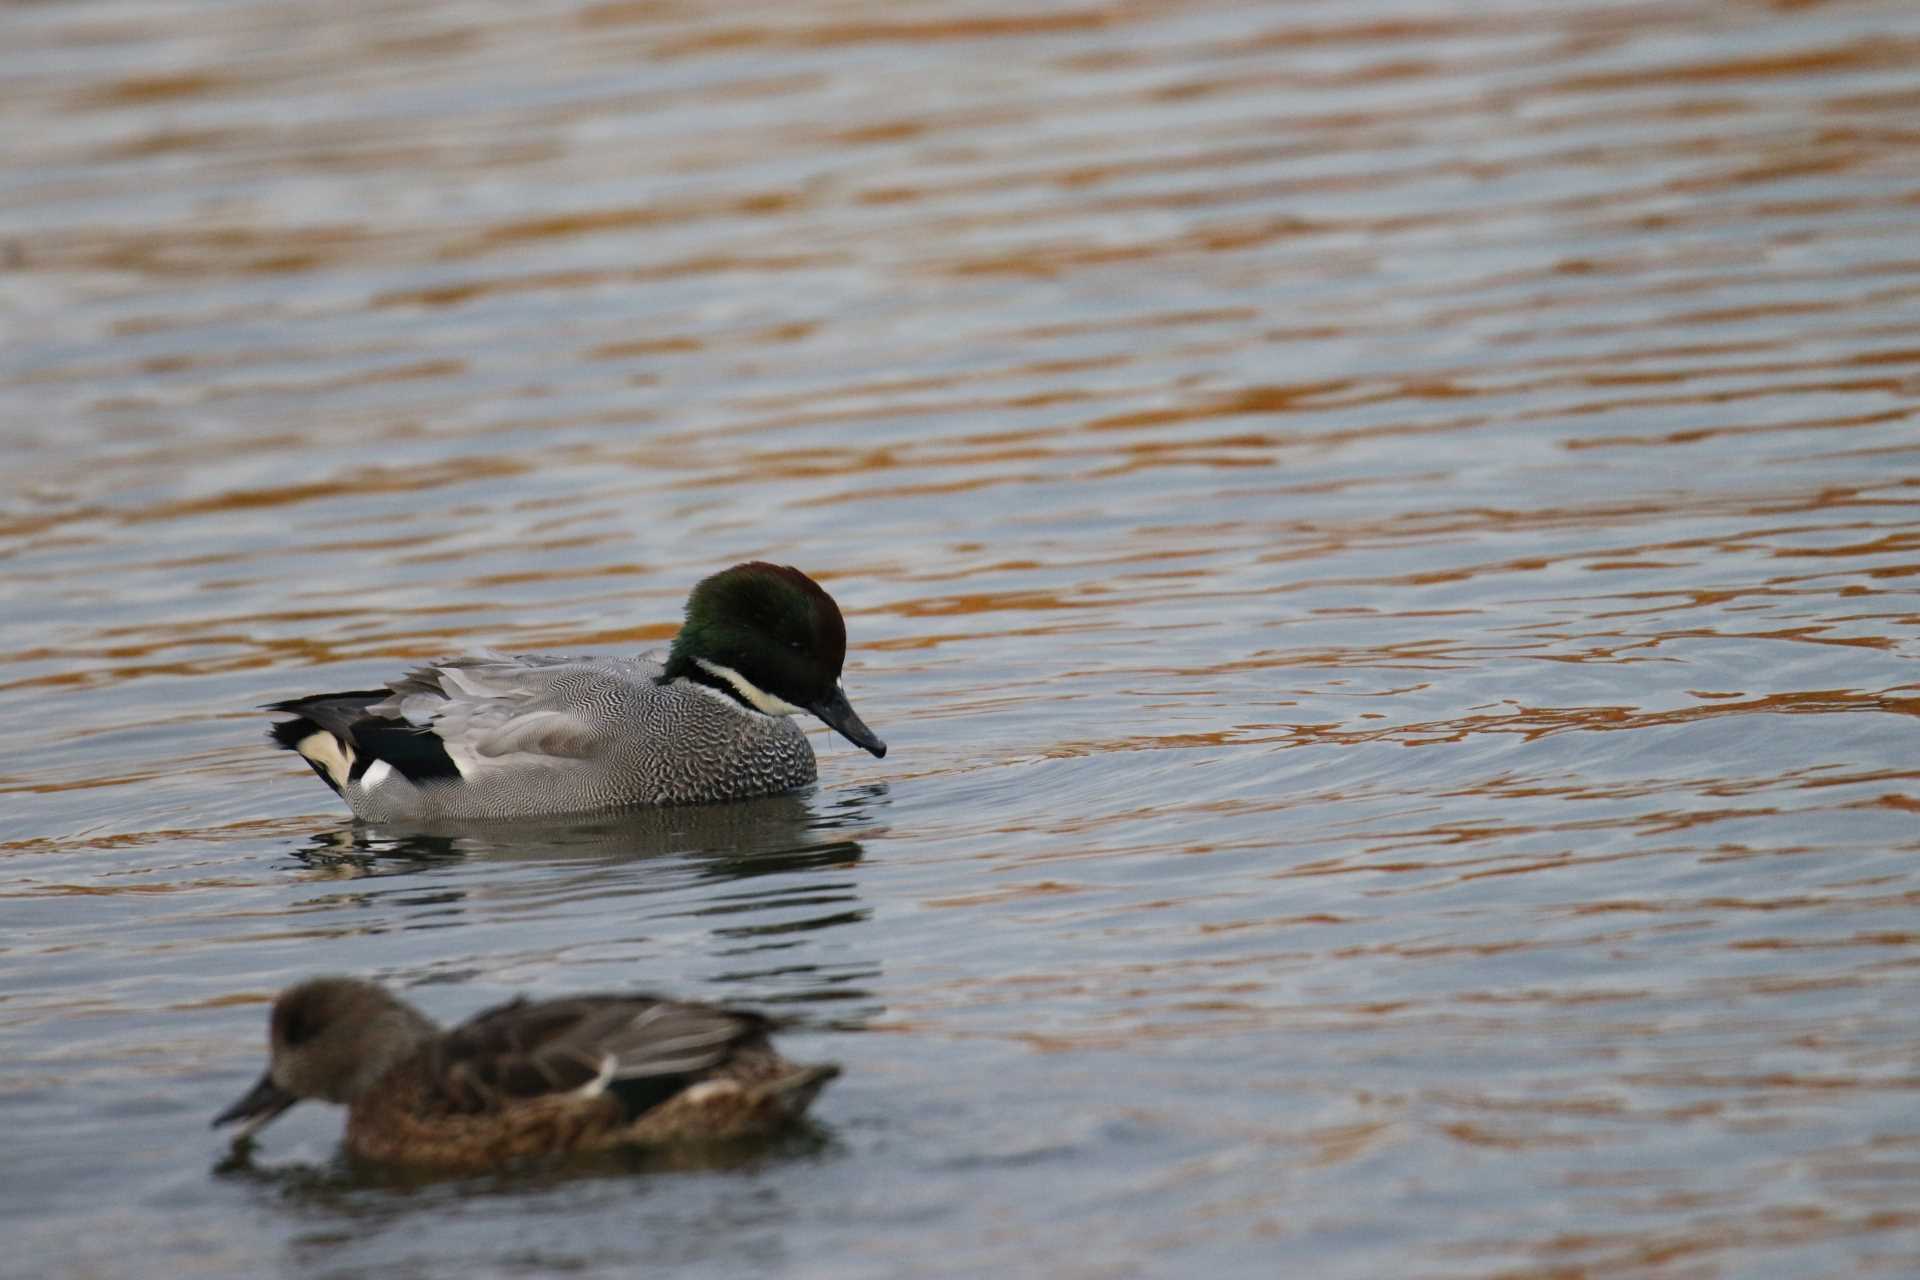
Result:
[608, 1071, 705, 1120]
[344, 718, 462, 784]
[265, 689, 461, 792]
[267, 716, 320, 753]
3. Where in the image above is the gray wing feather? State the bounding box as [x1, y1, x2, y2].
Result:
[583, 1000, 769, 1081]
[436, 995, 769, 1109]
[603, 1003, 762, 1079]
[472, 710, 600, 761]
[368, 655, 655, 773]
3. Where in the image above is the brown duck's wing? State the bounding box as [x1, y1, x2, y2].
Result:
[431, 994, 776, 1117]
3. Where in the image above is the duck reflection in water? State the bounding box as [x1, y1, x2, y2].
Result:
[291, 785, 883, 879]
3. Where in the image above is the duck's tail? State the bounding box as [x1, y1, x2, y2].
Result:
[750, 1062, 841, 1120]
[264, 690, 391, 796]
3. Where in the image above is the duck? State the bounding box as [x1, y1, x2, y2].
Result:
[266, 561, 885, 821]
[212, 976, 840, 1170]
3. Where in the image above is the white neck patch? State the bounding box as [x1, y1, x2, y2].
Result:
[695, 658, 805, 717]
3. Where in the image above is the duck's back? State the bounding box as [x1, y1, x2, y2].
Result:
[336, 654, 818, 821]
[342, 991, 835, 1168]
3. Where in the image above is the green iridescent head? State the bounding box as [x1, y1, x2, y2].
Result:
[662, 562, 885, 758]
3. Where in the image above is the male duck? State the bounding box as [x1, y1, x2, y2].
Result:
[267, 561, 885, 821]
[213, 977, 839, 1170]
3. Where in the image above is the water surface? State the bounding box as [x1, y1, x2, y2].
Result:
[4, 2, 1919, 1277]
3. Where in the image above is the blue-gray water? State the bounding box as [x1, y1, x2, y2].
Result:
[4, 2, 1919, 1277]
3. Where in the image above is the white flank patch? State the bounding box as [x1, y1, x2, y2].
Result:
[679, 1080, 740, 1104]
[358, 760, 395, 790]
[695, 659, 804, 717]
[295, 731, 355, 793]
[566, 1055, 617, 1100]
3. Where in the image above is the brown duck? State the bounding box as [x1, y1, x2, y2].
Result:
[213, 977, 839, 1170]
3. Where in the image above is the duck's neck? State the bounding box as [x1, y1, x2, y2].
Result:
[659, 642, 722, 687]
[660, 643, 778, 715]
[342, 1003, 441, 1102]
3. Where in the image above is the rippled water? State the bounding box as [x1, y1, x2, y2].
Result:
[5, 1, 1920, 1276]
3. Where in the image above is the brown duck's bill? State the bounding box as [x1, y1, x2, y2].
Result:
[212, 1070, 299, 1140]
[808, 686, 886, 758]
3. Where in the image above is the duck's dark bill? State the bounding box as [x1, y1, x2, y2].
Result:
[808, 686, 887, 758]
[212, 1070, 299, 1137]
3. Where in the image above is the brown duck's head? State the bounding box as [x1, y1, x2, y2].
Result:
[212, 977, 437, 1140]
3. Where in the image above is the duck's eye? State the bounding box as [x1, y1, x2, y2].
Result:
[278, 1003, 317, 1046]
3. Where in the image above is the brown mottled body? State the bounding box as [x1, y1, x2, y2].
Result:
[344, 1041, 833, 1171]
[214, 978, 838, 1172]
